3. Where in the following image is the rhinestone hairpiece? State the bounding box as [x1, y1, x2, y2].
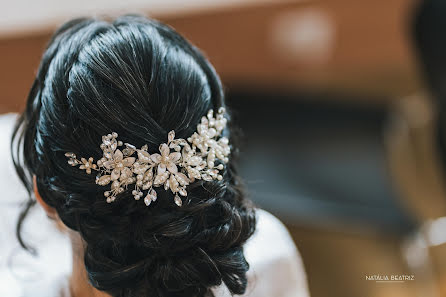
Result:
[65, 108, 229, 207]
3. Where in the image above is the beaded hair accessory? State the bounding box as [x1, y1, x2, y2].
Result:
[65, 108, 230, 207]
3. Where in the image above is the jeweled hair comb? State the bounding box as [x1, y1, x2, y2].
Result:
[65, 108, 230, 207]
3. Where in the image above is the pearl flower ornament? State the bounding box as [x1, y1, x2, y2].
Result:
[65, 108, 230, 207]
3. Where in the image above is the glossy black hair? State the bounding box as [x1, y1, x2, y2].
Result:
[12, 15, 256, 297]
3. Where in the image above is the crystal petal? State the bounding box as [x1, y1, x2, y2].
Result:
[158, 163, 166, 174]
[169, 152, 181, 163]
[175, 172, 190, 185]
[122, 157, 135, 166]
[111, 180, 120, 190]
[138, 150, 151, 163]
[111, 168, 120, 181]
[160, 143, 169, 157]
[96, 175, 111, 186]
[174, 194, 182, 207]
[151, 153, 161, 163]
[103, 160, 114, 169]
[167, 162, 178, 174]
[114, 149, 123, 162]
[168, 131, 175, 143]
[144, 196, 152, 206]
[164, 179, 170, 190]
[150, 189, 157, 201]
[179, 188, 187, 196]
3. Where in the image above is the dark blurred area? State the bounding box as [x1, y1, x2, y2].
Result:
[229, 91, 414, 233]
[4, 0, 446, 296]
[229, 90, 416, 297]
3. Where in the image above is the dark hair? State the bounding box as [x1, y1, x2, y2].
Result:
[412, 0, 446, 98]
[412, 0, 446, 179]
[12, 15, 256, 297]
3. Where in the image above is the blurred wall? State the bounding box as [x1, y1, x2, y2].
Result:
[0, 0, 419, 113]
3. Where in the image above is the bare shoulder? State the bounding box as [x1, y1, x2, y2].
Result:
[243, 208, 310, 297]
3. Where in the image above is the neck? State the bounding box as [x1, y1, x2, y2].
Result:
[68, 231, 111, 297]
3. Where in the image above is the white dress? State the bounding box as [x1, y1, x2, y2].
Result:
[0, 113, 309, 297]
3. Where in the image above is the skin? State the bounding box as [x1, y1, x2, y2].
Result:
[33, 176, 111, 297]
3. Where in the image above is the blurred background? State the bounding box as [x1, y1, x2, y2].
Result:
[4, 0, 446, 296]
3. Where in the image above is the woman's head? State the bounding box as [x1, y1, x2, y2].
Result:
[12, 15, 256, 297]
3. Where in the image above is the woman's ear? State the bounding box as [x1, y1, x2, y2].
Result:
[33, 175, 58, 220]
